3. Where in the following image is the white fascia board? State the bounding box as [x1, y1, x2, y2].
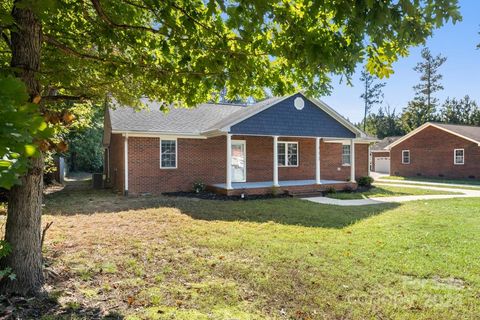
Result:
[112, 130, 206, 139]
[201, 129, 228, 138]
[323, 138, 377, 144]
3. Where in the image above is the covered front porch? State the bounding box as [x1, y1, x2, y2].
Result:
[206, 132, 367, 196]
[209, 179, 355, 196]
[203, 93, 374, 196]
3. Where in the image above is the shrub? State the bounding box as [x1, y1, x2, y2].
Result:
[357, 176, 374, 188]
[343, 185, 354, 193]
[270, 186, 281, 197]
[325, 187, 336, 194]
[192, 181, 206, 193]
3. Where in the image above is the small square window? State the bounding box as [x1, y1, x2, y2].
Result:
[454, 149, 464, 165]
[402, 150, 410, 164]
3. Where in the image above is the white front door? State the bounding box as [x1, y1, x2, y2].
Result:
[231, 140, 246, 182]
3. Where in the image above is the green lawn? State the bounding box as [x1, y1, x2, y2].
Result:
[36, 189, 480, 319]
[376, 181, 480, 191]
[383, 175, 480, 186]
[326, 184, 461, 200]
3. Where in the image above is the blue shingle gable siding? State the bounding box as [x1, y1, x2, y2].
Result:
[230, 93, 356, 138]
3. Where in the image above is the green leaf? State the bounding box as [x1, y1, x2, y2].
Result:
[24, 144, 37, 157]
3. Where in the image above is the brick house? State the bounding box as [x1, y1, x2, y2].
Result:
[387, 122, 480, 179]
[370, 136, 401, 173]
[103, 92, 374, 196]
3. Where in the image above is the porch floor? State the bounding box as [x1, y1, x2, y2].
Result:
[212, 179, 347, 190]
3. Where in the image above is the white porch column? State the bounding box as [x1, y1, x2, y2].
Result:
[226, 133, 233, 190]
[315, 137, 321, 184]
[273, 136, 279, 187]
[350, 138, 356, 182]
[124, 134, 129, 195]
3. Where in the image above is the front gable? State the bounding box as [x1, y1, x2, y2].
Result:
[229, 93, 356, 138]
[387, 123, 480, 150]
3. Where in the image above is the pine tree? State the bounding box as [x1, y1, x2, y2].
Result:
[360, 67, 386, 131]
[413, 47, 447, 112]
[440, 96, 480, 125]
[401, 48, 446, 132]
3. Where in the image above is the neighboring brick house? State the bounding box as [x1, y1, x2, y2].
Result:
[386, 122, 480, 179]
[370, 136, 401, 173]
[103, 92, 375, 196]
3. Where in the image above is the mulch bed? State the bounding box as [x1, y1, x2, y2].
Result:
[162, 191, 289, 201]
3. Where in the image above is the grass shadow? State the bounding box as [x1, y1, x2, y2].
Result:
[0, 293, 124, 319]
[43, 187, 400, 229]
[174, 197, 400, 228]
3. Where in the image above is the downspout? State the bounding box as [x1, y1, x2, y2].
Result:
[124, 133, 129, 196]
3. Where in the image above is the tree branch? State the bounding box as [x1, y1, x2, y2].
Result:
[41, 221, 54, 250]
[42, 94, 90, 102]
[90, 0, 165, 35]
[43, 34, 109, 62]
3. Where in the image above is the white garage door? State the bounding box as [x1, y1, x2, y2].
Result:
[375, 157, 390, 174]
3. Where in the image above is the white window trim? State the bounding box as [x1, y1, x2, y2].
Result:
[341, 143, 351, 166]
[454, 148, 464, 165]
[160, 138, 178, 169]
[402, 150, 410, 164]
[277, 141, 299, 167]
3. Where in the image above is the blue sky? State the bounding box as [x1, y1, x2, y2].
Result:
[322, 0, 480, 123]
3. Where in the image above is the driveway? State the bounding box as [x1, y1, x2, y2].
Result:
[303, 180, 480, 206]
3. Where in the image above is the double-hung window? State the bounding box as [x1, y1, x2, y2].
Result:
[454, 149, 464, 165]
[402, 150, 410, 164]
[160, 139, 177, 168]
[342, 144, 351, 165]
[277, 142, 298, 167]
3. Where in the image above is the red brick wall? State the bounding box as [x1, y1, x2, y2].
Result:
[127, 136, 226, 194]
[120, 135, 369, 195]
[355, 143, 369, 180]
[321, 141, 369, 181]
[371, 151, 390, 172]
[231, 136, 369, 182]
[391, 126, 480, 179]
[107, 133, 125, 193]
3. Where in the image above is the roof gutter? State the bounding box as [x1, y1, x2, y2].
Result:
[112, 130, 207, 139]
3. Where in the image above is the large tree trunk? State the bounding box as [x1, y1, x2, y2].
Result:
[1, 156, 44, 295]
[0, 3, 44, 295]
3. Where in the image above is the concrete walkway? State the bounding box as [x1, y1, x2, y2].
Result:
[302, 181, 480, 206]
[376, 178, 480, 189]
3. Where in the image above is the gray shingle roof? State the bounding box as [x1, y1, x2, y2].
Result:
[108, 94, 366, 138]
[109, 96, 286, 134]
[432, 123, 480, 143]
[109, 99, 244, 134]
[371, 136, 402, 151]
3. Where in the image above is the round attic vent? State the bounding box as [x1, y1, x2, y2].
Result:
[294, 97, 305, 110]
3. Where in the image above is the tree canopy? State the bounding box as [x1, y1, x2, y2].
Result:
[0, 0, 462, 295]
[0, 0, 461, 107]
